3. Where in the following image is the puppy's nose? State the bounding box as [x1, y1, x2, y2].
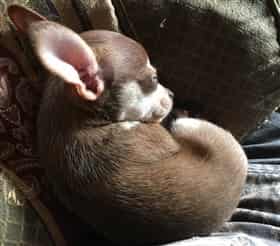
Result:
[167, 89, 174, 99]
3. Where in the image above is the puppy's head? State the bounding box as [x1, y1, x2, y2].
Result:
[8, 5, 173, 123]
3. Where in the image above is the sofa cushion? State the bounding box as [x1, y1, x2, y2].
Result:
[114, 0, 280, 140]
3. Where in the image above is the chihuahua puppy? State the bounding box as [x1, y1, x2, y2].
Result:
[8, 5, 248, 245]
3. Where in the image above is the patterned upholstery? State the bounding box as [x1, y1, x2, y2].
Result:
[0, 171, 53, 246]
[0, 1, 118, 245]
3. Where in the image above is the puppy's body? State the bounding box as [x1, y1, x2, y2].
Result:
[38, 74, 246, 244]
[8, 5, 248, 245]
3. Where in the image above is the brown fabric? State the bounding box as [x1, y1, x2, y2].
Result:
[114, 0, 280, 140]
[0, 1, 118, 245]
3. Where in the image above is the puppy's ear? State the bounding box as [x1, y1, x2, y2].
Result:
[8, 5, 104, 101]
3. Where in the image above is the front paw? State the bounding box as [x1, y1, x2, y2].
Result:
[170, 117, 203, 139]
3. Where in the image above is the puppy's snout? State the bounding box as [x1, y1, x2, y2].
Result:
[160, 88, 174, 110]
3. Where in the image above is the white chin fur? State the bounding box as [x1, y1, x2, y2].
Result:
[119, 121, 140, 130]
[118, 81, 172, 123]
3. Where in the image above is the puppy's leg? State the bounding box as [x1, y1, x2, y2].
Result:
[171, 117, 247, 228]
[170, 116, 216, 147]
[170, 115, 247, 165]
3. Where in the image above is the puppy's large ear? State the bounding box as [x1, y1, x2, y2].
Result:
[8, 5, 104, 101]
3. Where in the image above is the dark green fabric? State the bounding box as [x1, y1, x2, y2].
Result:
[115, 0, 280, 140]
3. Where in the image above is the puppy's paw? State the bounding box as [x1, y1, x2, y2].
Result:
[171, 117, 203, 139]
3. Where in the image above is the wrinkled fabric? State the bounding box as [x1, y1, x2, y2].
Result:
[165, 232, 280, 246]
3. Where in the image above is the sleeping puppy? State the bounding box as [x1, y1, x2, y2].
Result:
[8, 5, 248, 245]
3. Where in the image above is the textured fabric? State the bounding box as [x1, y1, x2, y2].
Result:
[0, 171, 54, 246]
[164, 231, 280, 246]
[114, 0, 280, 140]
[0, 44, 67, 246]
[234, 112, 280, 227]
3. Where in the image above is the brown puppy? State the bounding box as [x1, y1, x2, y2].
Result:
[8, 5, 248, 245]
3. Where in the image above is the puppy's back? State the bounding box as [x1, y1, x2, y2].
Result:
[38, 90, 247, 245]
